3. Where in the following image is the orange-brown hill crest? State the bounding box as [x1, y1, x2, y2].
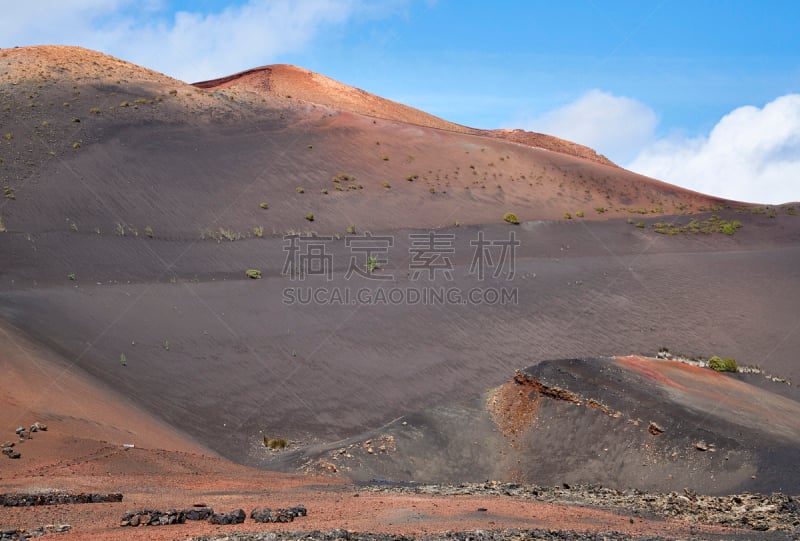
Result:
[193, 63, 615, 166]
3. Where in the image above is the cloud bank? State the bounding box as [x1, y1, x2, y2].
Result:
[523, 91, 800, 204]
[629, 94, 800, 204]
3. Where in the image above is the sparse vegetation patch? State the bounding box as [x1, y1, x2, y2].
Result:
[708, 356, 738, 372]
[503, 212, 520, 225]
[645, 215, 743, 236]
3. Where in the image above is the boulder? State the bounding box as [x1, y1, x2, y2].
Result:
[183, 507, 213, 521]
[209, 509, 245, 525]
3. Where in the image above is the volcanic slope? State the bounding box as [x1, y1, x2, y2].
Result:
[284, 356, 800, 495]
[1, 46, 799, 478]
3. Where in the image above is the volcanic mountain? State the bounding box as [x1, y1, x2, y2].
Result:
[1, 45, 799, 508]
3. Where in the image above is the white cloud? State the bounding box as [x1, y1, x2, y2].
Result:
[519, 90, 659, 164]
[0, 0, 401, 82]
[628, 94, 800, 204]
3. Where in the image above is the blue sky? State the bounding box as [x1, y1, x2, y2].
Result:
[2, 1, 799, 203]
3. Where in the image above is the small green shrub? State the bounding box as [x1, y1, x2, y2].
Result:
[120, 353, 127, 366]
[635, 221, 646, 228]
[304, 213, 314, 221]
[144, 225, 154, 238]
[115, 223, 126, 236]
[719, 220, 742, 235]
[346, 224, 356, 234]
[120, 101, 129, 107]
[321, 188, 328, 194]
[259, 202, 269, 209]
[563, 212, 572, 220]
[89, 107, 101, 114]
[263, 436, 288, 450]
[67, 273, 76, 281]
[72, 142, 81, 149]
[245, 269, 262, 279]
[380, 154, 389, 161]
[575, 210, 584, 218]
[296, 187, 304, 194]
[366, 256, 379, 273]
[708, 356, 737, 372]
[0, 215, 5, 233]
[253, 226, 264, 237]
[3, 186, 14, 200]
[4, 133, 11, 140]
[406, 174, 418, 182]
[503, 212, 520, 225]
[594, 207, 607, 214]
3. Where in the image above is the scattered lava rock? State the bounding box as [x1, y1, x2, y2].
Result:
[186, 529, 698, 541]
[1, 443, 20, 459]
[363, 481, 800, 533]
[3, 423, 48, 460]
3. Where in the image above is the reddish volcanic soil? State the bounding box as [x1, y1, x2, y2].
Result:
[0, 325, 738, 540]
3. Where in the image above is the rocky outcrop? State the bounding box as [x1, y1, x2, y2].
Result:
[0, 525, 70, 540]
[209, 509, 246, 525]
[250, 505, 307, 523]
[120, 509, 185, 527]
[0, 492, 122, 506]
[121, 505, 306, 527]
[183, 506, 214, 521]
